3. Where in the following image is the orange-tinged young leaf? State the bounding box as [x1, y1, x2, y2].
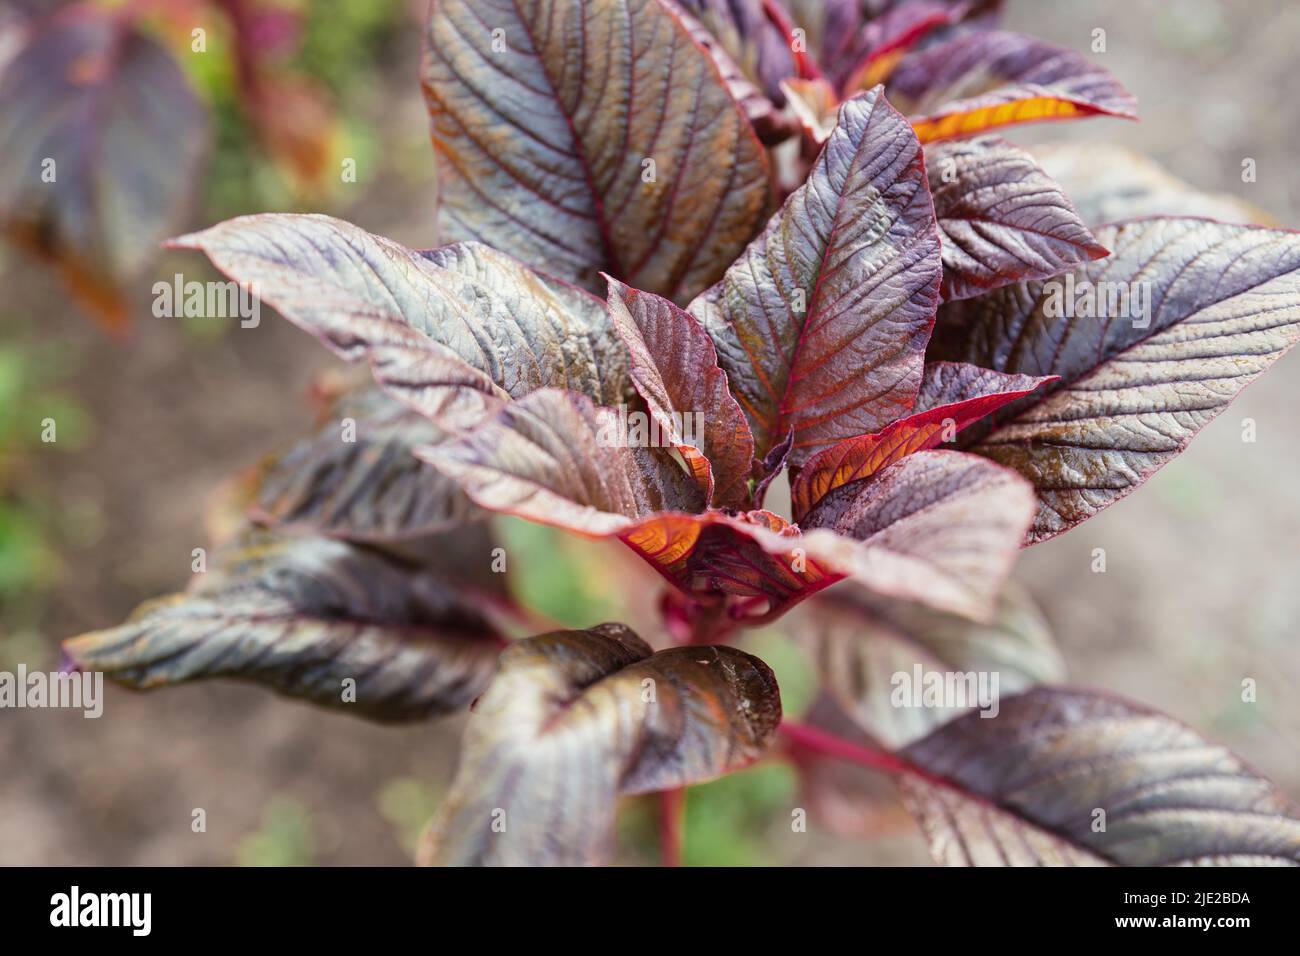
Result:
[791, 362, 1054, 521]
[888, 31, 1136, 143]
[688, 86, 942, 464]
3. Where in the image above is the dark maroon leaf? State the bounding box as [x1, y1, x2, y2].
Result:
[424, 395, 1034, 620]
[62, 529, 506, 723]
[900, 688, 1300, 866]
[887, 31, 1137, 143]
[930, 218, 1300, 542]
[790, 361, 1052, 520]
[415, 388, 707, 536]
[926, 136, 1108, 301]
[169, 215, 631, 429]
[688, 85, 942, 464]
[252, 387, 479, 541]
[420, 624, 781, 865]
[0, 5, 207, 331]
[800, 582, 1063, 747]
[606, 278, 755, 509]
[797, 450, 1034, 619]
[422, 0, 772, 303]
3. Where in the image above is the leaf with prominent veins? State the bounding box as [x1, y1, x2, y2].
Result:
[169, 214, 629, 427]
[422, 0, 772, 303]
[689, 86, 942, 464]
[252, 388, 479, 541]
[801, 583, 1063, 748]
[926, 136, 1108, 301]
[797, 451, 1035, 620]
[672, 0, 799, 104]
[900, 688, 1300, 866]
[421, 624, 781, 865]
[791, 362, 1053, 520]
[888, 31, 1137, 143]
[929, 217, 1300, 542]
[62, 530, 505, 723]
[606, 278, 755, 509]
[425, 394, 1034, 620]
[416, 388, 708, 537]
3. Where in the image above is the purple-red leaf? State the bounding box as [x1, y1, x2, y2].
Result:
[415, 388, 708, 537]
[930, 218, 1300, 542]
[800, 582, 1063, 748]
[797, 450, 1034, 619]
[424, 393, 1034, 620]
[790, 361, 1052, 520]
[422, 0, 772, 304]
[0, 6, 207, 332]
[420, 624, 781, 865]
[887, 31, 1137, 143]
[252, 387, 478, 541]
[926, 136, 1109, 301]
[169, 215, 632, 429]
[62, 529, 505, 723]
[606, 279, 755, 509]
[688, 86, 942, 464]
[669, 0, 801, 142]
[900, 688, 1300, 866]
[672, 0, 798, 102]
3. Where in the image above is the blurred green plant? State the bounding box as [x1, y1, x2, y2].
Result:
[234, 796, 316, 866]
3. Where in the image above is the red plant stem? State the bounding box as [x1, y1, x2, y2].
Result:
[685, 599, 729, 644]
[779, 720, 915, 777]
[658, 787, 685, 867]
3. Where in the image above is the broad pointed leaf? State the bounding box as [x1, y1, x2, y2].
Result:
[790, 361, 1052, 520]
[0, 6, 207, 332]
[169, 215, 630, 426]
[416, 388, 708, 537]
[422, 0, 772, 303]
[606, 278, 755, 508]
[899, 688, 1300, 866]
[252, 387, 478, 541]
[62, 530, 506, 723]
[796, 450, 1034, 620]
[929, 218, 1300, 542]
[801, 582, 1063, 748]
[426, 396, 1033, 620]
[688, 86, 942, 463]
[926, 136, 1108, 301]
[887, 31, 1136, 143]
[420, 624, 781, 865]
